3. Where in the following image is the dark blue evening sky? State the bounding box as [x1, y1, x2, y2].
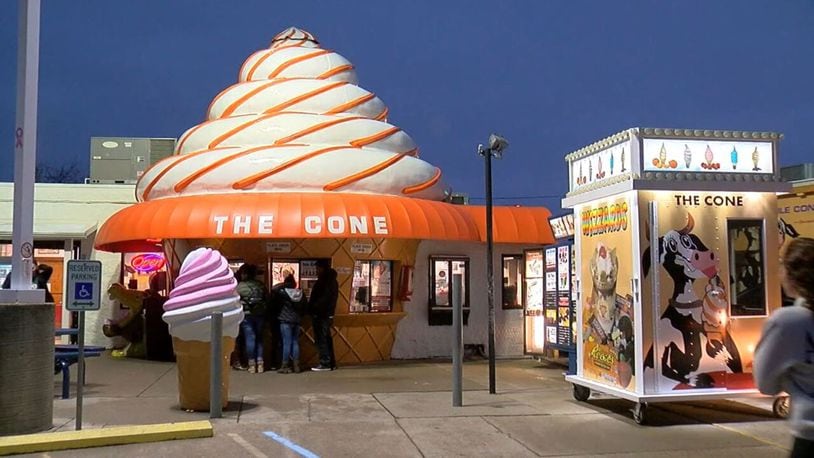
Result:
[1, 1, 813, 211]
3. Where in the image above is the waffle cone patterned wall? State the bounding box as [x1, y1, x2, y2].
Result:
[164, 237, 418, 364]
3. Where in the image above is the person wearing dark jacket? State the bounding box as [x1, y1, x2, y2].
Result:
[143, 272, 174, 362]
[3, 261, 53, 303]
[32, 263, 55, 303]
[274, 275, 306, 373]
[237, 264, 268, 374]
[309, 260, 338, 371]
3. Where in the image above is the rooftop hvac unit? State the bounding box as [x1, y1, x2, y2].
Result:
[88, 137, 176, 184]
[780, 163, 814, 182]
[449, 193, 469, 205]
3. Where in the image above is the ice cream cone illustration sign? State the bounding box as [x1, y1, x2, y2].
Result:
[163, 248, 243, 411]
[578, 196, 635, 390]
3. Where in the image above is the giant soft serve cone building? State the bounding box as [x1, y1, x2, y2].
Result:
[96, 28, 554, 363]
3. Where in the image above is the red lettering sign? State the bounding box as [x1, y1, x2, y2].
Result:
[130, 253, 166, 273]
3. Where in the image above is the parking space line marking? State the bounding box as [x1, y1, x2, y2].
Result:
[228, 433, 267, 458]
[263, 431, 319, 458]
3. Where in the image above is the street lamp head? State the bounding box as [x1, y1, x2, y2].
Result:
[488, 133, 508, 157]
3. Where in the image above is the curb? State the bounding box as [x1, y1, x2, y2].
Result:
[0, 420, 213, 456]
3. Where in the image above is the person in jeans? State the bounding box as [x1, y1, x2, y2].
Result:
[754, 237, 814, 457]
[237, 264, 268, 373]
[274, 274, 306, 373]
[309, 259, 338, 371]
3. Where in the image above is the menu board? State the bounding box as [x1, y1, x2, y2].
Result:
[370, 260, 392, 312]
[524, 249, 546, 354]
[556, 245, 572, 346]
[543, 248, 558, 344]
[570, 244, 578, 344]
[524, 249, 543, 312]
[549, 214, 576, 240]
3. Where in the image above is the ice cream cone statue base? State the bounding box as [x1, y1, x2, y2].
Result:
[173, 336, 234, 411]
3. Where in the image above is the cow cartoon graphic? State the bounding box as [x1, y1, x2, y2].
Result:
[778, 217, 799, 247]
[643, 213, 743, 390]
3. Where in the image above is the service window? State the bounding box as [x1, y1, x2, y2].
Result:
[430, 257, 469, 308]
[350, 260, 393, 313]
[502, 255, 523, 309]
[269, 258, 329, 299]
[727, 219, 766, 316]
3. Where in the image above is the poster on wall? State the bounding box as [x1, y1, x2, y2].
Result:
[524, 250, 543, 311]
[779, 192, 813, 251]
[543, 247, 559, 345]
[642, 191, 774, 393]
[778, 191, 813, 305]
[579, 196, 636, 390]
[370, 260, 392, 312]
[555, 245, 572, 346]
[557, 246, 570, 292]
[524, 249, 546, 354]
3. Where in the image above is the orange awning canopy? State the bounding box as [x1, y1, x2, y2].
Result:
[461, 205, 554, 245]
[95, 192, 554, 252]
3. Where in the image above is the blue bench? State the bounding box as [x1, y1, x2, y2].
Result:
[55, 345, 105, 399]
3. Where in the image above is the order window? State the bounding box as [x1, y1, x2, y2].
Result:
[502, 255, 523, 309]
[727, 219, 766, 316]
[350, 260, 393, 313]
[430, 257, 469, 308]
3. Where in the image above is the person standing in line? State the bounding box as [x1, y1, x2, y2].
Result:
[237, 264, 268, 374]
[309, 259, 338, 371]
[32, 263, 55, 303]
[754, 237, 814, 457]
[266, 269, 294, 371]
[274, 274, 306, 373]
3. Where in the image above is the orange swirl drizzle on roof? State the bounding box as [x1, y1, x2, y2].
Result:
[271, 116, 365, 145]
[207, 112, 287, 149]
[262, 81, 348, 114]
[374, 107, 389, 121]
[324, 93, 376, 115]
[140, 147, 239, 201]
[219, 79, 290, 118]
[237, 50, 265, 83]
[261, 49, 332, 80]
[231, 145, 349, 190]
[316, 64, 354, 80]
[350, 126, 402, 148]
[402, 168, 442, 194]
[173, 144, 306, 193]
[175, 116, 252, 156]
[323, 152, 412, 191]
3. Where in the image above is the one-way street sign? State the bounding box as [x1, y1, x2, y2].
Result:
[66, 260, 102, 311]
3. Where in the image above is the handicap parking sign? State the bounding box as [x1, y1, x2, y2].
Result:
[74, 282, 93, 300]
[66, 260, 102, 311]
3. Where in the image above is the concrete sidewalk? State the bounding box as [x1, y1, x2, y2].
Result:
[23, 355, 794, 457]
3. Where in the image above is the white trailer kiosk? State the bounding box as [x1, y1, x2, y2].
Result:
[562, 127, 790, 424]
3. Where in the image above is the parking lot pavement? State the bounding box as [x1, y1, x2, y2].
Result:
[22, 356, 793, 457]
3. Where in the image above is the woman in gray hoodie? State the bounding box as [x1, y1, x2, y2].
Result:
[754, 237, 814, 457]
[275, 274, 306, 373]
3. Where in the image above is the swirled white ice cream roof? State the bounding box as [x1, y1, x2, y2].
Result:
[137, 27, 447, 202]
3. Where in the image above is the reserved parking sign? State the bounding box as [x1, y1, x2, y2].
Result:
[66, 260, 102, 311]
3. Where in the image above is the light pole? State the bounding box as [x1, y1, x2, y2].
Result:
[478, 133, 508, 395]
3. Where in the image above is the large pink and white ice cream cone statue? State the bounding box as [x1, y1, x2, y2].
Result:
[162, 248, 243, 411]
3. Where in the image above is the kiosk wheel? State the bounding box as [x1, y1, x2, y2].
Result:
[632, 402, 648, 425]
[572, 384, 591, 402]
[773, 396, 790, 419]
